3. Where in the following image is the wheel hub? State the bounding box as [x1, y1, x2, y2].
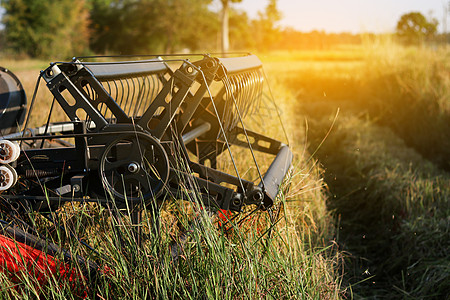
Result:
[99, 133, 169, 206]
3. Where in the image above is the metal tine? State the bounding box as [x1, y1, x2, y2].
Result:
[130, 77, 138, 116]
[221, 71, 266, 189]
[240, 73, 249, 116]
[123, 78, 128, 111]
[83, 82, 100, 126]
[117, 79, 125, 109]
[103, 81, 112, 120]
[148, 75, 158, 114]
[246, 70, 263, 116]
[223, 74, 239, 129]
[129, 77, 136, 115]
[84, 84, 91, 100]
[251, 73, 260, 117]
[119, 78, 126, 112]
[142, 75, 152, 115]
[257, 70, 264, 111]
[131, 77, 137, 115]
[124, 77, 130, 116]
[141, 75, 150, 116]
[133, 75, 146, 117]
[260, 67, 290, 145]
[102, 81, 112, 120]
[249, 71, 259, 114]
[224, 76, 236, 130]
[114, 79, 121, 121]
[221, 67, 265, 133]
[120, 78, 127, 114]
[125, 77, 135, 116]
[248, 71, 258, 116]
[236, 74, 247, 126]
[140, 75, 150, 117]
[153, 75, 162, 106]
[238, 74, 248, 124]
[222, 77, 231, 130]
[220, 71, 266, 187]
[106, 80, 118, 120]
[123, 78, 131, 116]
[249, 70, 263, 115]
[236, 73, 245, 128]
[220, 77, 231, 132]
[256, 71, 266, 118]
[248, 72, 257, 115]
[144, 75, 153, 114]
[232, 74, 242, 128]
[82, 84, 92, 127]
[222, 79, 234, 130]
[200, 72, 248, 195]
[131, 76, 143, 117]
[245, 72, 255, 122]
[250, 70, 262, 116]
[239, 74, 250, 115]
[231, 74, 241, 129]
[241, 73, 251, 118]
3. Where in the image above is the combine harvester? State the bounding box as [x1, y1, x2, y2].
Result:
[0, 54, 292, 285]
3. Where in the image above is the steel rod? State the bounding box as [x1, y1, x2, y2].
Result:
[181, 122, 211, 144]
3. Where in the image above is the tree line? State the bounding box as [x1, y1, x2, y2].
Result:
[0, 0, 283, 58]
[0, 0, 446, 59]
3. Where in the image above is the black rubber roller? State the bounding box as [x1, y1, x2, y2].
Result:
[0, 67, 27, 135]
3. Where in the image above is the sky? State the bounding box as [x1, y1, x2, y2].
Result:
[230, 0, 449, 33]
[1, 1, 448, 33]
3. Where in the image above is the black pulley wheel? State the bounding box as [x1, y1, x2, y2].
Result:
[99, 133, 169, 206]
[0, 67, 27, 135]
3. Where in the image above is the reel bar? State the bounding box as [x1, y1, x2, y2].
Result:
[1, 122, 76, 140]
[75, 52, 251, 61]
[83, 58, 167, 80]
[216, 55, 262, 75]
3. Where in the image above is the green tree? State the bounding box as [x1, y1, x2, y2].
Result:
[1, 0, 89, 58]
[228, 9, 252, 50]
[89, 0, 217, 54]
[251, 0, 281, 51]
[396, 12, 438, 44]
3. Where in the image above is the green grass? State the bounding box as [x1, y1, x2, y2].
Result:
[0, 178, 343, 299]
[305, 115, 449, 297]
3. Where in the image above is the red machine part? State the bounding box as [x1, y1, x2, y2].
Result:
[0, 234, 87, 297]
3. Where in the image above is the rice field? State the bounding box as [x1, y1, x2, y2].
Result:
[263, 40, 449, 298]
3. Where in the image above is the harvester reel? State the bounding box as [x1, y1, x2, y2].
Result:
[99, 133, 169, 206]
[0, 53, 293, 265]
